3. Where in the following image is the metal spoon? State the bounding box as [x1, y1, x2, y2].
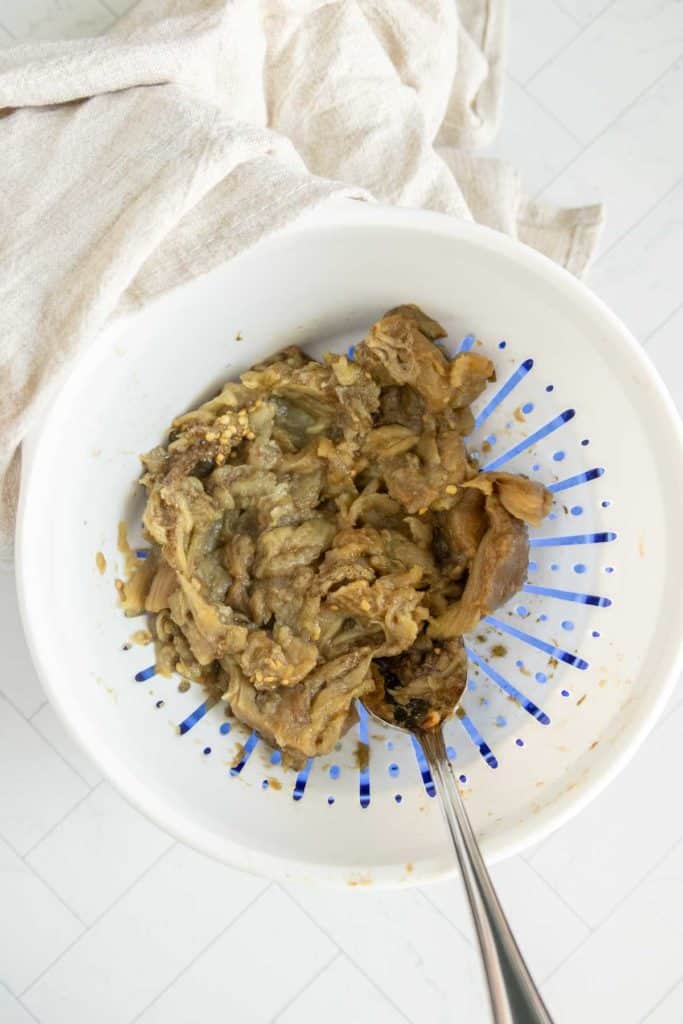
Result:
[366, 649, 554, 1024]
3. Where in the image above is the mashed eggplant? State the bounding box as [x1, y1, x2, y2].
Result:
[119, 306, 551, 766]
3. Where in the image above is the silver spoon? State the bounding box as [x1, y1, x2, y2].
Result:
[366, 650, 554, 1024]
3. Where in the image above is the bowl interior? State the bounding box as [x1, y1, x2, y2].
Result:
[17, 202, 683, 885]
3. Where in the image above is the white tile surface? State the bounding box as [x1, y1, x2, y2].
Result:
[30, 703, 103, 788]
[2, 1, 683, 1023]
[137, 886, 336, 1024]
[26, 783, 174, 924]
[0, 836, 83, 995]
[542, 841, 683, 1023]
[22, 845, 267, 1024]
[0, 695, 89, 856]
[276, 954, 407, 1024]
[0, 983, 37, 1024]
[527, 0, 683, 143]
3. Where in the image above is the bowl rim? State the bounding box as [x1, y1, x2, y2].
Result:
[15, 198, 683, 887]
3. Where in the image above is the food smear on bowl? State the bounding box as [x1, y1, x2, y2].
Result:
[117, 306, 551, 768]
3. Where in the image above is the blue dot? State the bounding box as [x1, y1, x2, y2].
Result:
[467, 679, 477, 691]
[499, 340, 507, 349]
[347, 344, 356, 360]
[220, 722, 231, 735]
[388, 763, 400, 778]
[539, 613, 548, 622]
[601, 500, 611, 508]
[394, 794, 403, 804]
[605, 566, 614, 574]
[516, 605, 529, 618]
[459, 774, 468, 783]
[446, 746, 456, 759]
[515, 738, 524, 747]
[553, 451, 566, 462]
[551, 563, 559, 572]
[592, 630, 601, 638]
[535, 672, 547, 683]
[549, 512, 558, 520]
[486, 434, 497, 446]
[522, 402, 534, 414]
[480, 697, 489, 707]
[570, 505, 583, 516]
[515, 659, 524, 668]
[496, 715, 507, 727]
[573, 563, 587, 574]
[561, 689, 570, 697]
[261, 779, 269, 789]
[561, 620, 574, 631]
[386, 740, 394, 751]
[532, 463, 541, 472]
[329, 765, 340, 780]
[270, 750, 282, 765]
[528, 560, 537, 571]
[581, 439, 590, 446]
[155, 700, 164, 709]
[546, 384, 554, 392]
[203, 746, 211, 756]
[328, 796, 335, 805]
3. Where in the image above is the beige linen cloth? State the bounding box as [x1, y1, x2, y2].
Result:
[0, 0, 603, 567]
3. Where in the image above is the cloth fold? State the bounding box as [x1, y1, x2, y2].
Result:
[0, 0, 603, 566]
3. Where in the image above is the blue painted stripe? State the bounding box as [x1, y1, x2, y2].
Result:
[135, 548, 150, 559]
[482, 409, 575, 471]
[466, 647, 550, 724]
[357, 703, 371, 808]
[474, 359, 534, 431]
[134, 664, 156, 682]
[529, 531, 617, 548]
[458, 334, 475, 353]
[230, 731, 260, 775]
[411, 736, 436, 797]
[178, 700, 209, 735]
[293, 758, 313, 801]
[523, 583, 612, 608]
[484, 615, 589, 670]
[457, 712, 498, 768]
[548, 467, 604, 494]
[347, 344, 356, 361]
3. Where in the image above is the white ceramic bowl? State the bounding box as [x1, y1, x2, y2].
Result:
[16, 201, 683, 887]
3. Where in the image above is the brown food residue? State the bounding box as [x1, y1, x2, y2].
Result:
[491, 644, 507, 658]
[638, 536, 645, 557]
[576, 694, 587, 706]
[130, 629, 153, 646]
[590, 740, 599, 750]
[117, 521, 138, 577]
[268, 777, 282, 790]
[231, 743, 245, 768]
[178, 679, 191, 693]
[354, 741, 370, 773]
[513, 406, 525, 422]
[95, 551, 107, 575]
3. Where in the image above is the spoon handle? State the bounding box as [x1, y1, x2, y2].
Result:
[420, 729, 554, 1024]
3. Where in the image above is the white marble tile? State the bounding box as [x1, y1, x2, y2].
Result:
[527, 0, 683, 143]
[30, 703, 102, 788]
[529, 701, 683, 927]
[26, 782, 174, 925]
[553, 0, 613, 27]
[286, 885, 486, 1024]
[0, 573, 46, 718]
[0, 0, 114, 41]
[23, 844, 266, 1024]
[539, 59, 683, 250]
[0, 983, 38, 1024]
[507, 0, 580, 84]
[645, 978, 683, 1023]
[276, 954, 407, 1024]
[542, 841, 683, 1024]
[0, 696, 89, 856]
[588, 179, 683, 340]
[137, 886, 337, 1024]
[0, 835, 83, 995]
[484, 76, 582, 197]
[100, 0, 137, 17]
[644, 304, 683, 414]
[424, 855, 590, 981]
[0, 23, 15, 43]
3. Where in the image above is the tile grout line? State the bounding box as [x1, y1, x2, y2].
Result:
[591, 174, 683, 269]
[522, 857, 595, 933]
[128, 881, 273, 1023]
[642, 300, 683, 346]
[638, 973, 683, 1023]
[524, 0, 619, 88]
[27, 704, 101, 789]
[18, 841, 178, 1000]
[22, 779, 104, 862]
[419, 888, 475, 949]
[541, 835, 683, 986]
[270, 949, 342, 1024]
[532, 52, 683, 207]
[15, 995, 40, 1024]
[515, 80, 585, 146]
[284, 889, 413, 1024]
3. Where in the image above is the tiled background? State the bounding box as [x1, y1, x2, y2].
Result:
[1, 2, 682, 1022]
